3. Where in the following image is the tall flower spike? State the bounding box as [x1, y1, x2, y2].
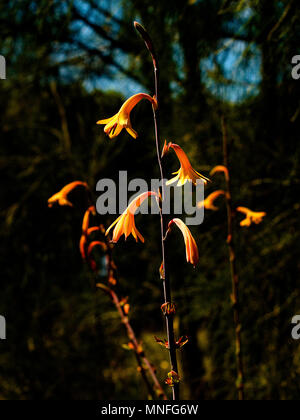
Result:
[236, 207, 267, 227]
[198, 190, 226, 211]
[162, 141, 210, 186]
[97, 93, 157, 139]
[106, 192, 157, 243]
[48, 181, 89, 208]
[168, 218, 199, 267]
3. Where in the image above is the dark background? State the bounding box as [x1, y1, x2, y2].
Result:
[0, 0, 300, 400]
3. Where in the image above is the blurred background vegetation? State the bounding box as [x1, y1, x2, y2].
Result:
[0, 0, 300, 400]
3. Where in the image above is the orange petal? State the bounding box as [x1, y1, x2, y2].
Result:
[79, 235, 87, 261]
[210, 165, 229, 181]
[168, 218, 199, 266]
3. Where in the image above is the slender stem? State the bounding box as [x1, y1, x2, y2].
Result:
[152, 102, 179, 401]
[104, 236, 167, 400]
[134, 21, 179, 400]
[152, 44, 179, 403]
[109, 289, 157, 399]
[221, 116, 245, 401]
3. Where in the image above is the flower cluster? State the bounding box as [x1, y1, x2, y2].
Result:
[97, 94, 203, 267]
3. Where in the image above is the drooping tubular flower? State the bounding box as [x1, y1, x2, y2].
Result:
[97, 93, 157, 139]
[48, 181, 89, 208]
[87, 226, 101, 236]
[162, 141, 210, 186]
[210, 165, 229, 182]
[82, 206, 96, 235]
[106, 191, 157, 243]
[168, 218, 199, 267]
[79, 234, 88, 261]
[79, 206, 97, 261]
[236, 207, 267, 227]
[198, 190, 226, 211]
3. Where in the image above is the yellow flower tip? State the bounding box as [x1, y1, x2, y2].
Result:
[126, 127, 138, 139]
[48, 195, 73, 208]
[236, 207, 267, 227]
[168, 218, 199, 267]
[48, 181, 89, 208]
[106, 192, 157, 244]
[165, 143, 209, 187]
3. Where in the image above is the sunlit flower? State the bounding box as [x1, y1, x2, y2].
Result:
[210, 165, 229, 182]
[48, 181, 89, 208]
[162, 141, 210, 186]
[168, 218, 199, 267]
[197, 190, 226, 211]
[106, 191, 157, 243]
[236, 207, 266, 227]
[97, 93, 157, 139]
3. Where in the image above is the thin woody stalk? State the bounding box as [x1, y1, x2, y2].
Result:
[221, 116, 245, 400]
[107, 288, 163, 400]
[103, 236, 167, 400]
[134, 22, 179, 400]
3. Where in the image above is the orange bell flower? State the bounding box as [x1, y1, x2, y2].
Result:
[210, 165, 229, 182]
[168, 218, 199, 267]
[48, 181, 89, 208]
[162, 141, 210, 186]
[236, 207, 266, 227]
[198, 190, 226, 211]
[97, 93, 157, 139]
[106, 192, 157, 243]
